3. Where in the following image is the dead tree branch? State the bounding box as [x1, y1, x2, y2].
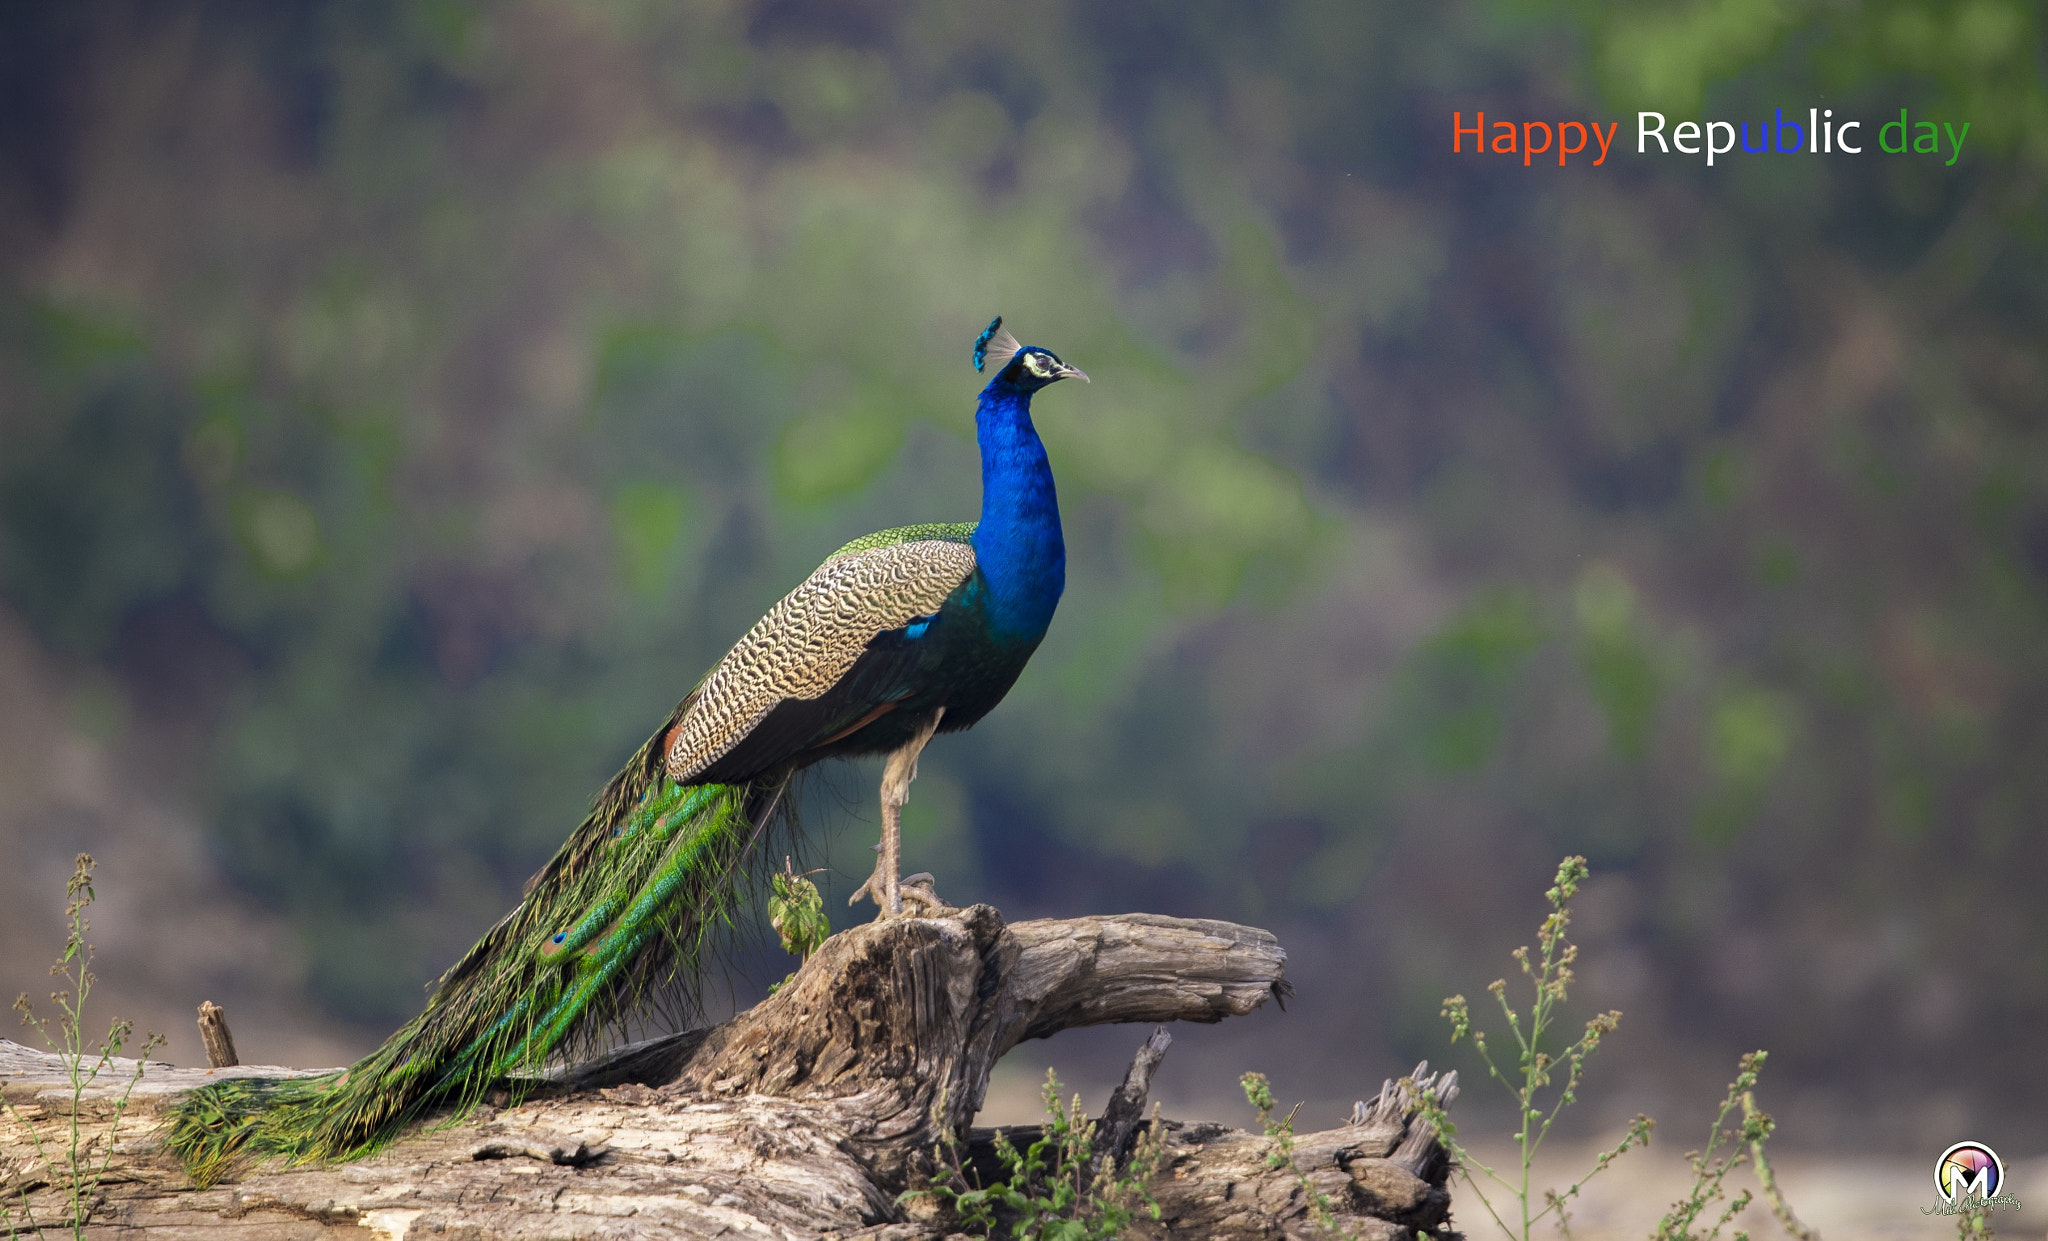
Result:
[1, 906, 1457, 1239]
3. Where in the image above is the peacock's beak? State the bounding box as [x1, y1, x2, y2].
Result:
[1055, 364, 1090, 383]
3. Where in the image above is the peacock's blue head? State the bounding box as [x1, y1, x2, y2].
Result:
[973, 316, 1089, 393]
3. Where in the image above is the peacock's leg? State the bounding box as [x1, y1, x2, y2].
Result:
[851, 706, 945, 917]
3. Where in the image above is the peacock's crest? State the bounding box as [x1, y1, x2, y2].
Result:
[974, 316, 1022, 374]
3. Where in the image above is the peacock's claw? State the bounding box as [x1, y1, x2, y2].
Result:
[849, 843, 885, 909]
[850, 868, 949, 916]
[899, 872, 949, 913]
[849, 863, 948, 916]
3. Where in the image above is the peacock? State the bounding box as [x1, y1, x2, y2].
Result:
[168, 318, 1087, 1181]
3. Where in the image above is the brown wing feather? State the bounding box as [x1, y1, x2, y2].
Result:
[663, 540, 976, 782]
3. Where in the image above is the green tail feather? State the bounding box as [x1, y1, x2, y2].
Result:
[169, 718, 788, 1186]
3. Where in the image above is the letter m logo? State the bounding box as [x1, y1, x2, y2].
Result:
[1948, 1164, 1993, 1201]
[1937, 1144, 2001, 1205]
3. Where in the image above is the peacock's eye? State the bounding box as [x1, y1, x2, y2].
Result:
[1026, 352, 1053, 376]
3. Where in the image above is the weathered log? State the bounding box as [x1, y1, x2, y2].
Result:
[0, 905, 1458, 1239]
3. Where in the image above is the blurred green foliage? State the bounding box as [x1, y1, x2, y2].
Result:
[0, 0, 2044, 1135]
[1576, 566, 1660, 762]
[1407, 591, 1547, 774]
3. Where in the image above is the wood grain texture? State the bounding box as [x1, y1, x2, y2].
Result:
[1, 906, 1459, 1239]
[196, 1001, 238, 1070]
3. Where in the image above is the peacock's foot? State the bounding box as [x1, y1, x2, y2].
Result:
[848, 850, 949, 917]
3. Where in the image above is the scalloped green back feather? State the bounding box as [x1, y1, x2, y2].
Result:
[828, 521, 976, 558]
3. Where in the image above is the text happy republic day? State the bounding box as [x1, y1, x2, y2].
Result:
[1453, 109, 1971, 167]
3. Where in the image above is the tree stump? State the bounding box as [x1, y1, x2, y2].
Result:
[1, 906, 1459, 1238]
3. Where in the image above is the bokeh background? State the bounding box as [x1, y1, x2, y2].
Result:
[2, 0, 2045, 1197]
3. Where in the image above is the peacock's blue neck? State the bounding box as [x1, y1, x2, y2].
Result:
[970, 382, 1065, 641]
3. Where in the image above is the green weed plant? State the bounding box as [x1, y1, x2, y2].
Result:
[907, 1070, 1164, 1240]
[1413, 856, 1817, 1241]
[766, 858, 831, 995]
[1414, 856, 1649, 1240]
[1241, 1070, 1355, 1236]
[3, 855, 164, 1240]
[1643, 1049, 1825, 1240]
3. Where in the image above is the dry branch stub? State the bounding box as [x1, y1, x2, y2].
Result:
[0, 906, 1459, 1238]
[1096, 1023, 1171, 1169]
[196, 1000, 239, 1070]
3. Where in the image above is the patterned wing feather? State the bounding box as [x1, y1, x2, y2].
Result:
[664, 538, 977, 781]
